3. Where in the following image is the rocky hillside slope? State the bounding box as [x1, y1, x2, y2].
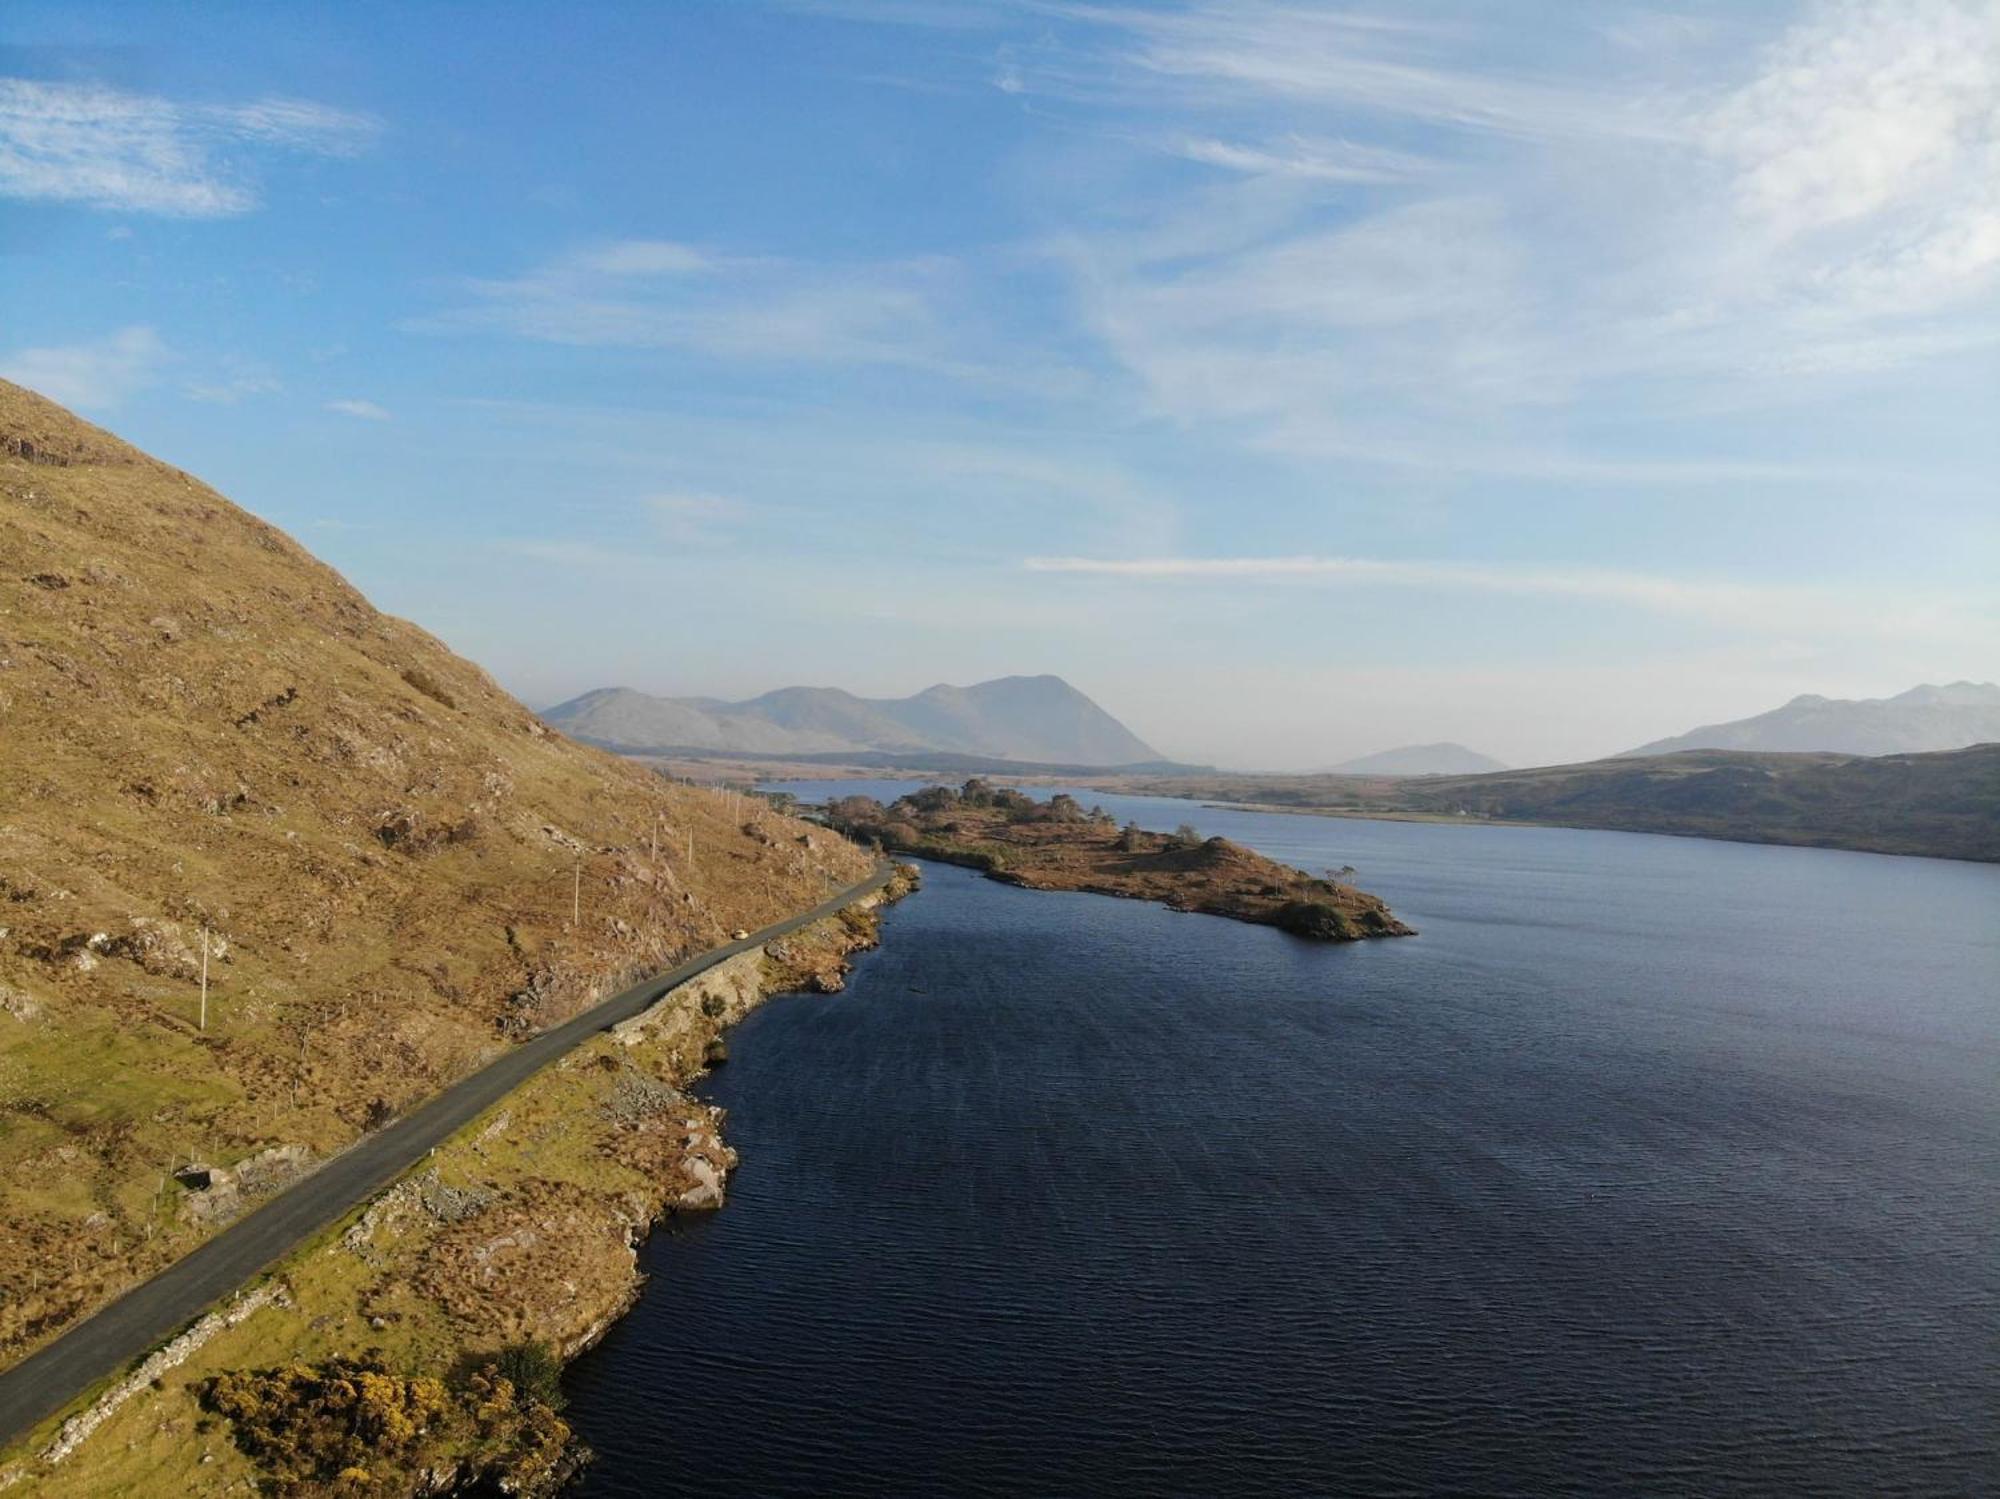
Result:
[0, 379, 871, 1367]
[546, 673, 1163, 766]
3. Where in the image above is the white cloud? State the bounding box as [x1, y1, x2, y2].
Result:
[0, 77, 378, 216]
[0, 325, 167, 408]
[1708, 2, 1998, 245]
[325, 398, 392, 420]
[1694, 0, 2000, 357]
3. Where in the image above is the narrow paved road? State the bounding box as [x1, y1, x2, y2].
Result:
[0, 863, 896, 1452]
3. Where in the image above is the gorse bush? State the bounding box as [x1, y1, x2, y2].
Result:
[202, 1356, 452, 1492]
[201, 1348, 577, 1497]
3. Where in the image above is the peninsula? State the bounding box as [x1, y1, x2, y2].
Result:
[823, 781, 1412, 941]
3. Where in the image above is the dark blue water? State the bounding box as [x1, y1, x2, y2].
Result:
[566, 787, 2000, 1497]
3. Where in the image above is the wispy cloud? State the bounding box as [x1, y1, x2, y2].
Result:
[490, 537, 657, 572]
[325, 398, 392, 420]
[1101, 3, 1679, 144]
[1013, 1, 2000, 473]
[0, 325, 167, 408]
[650, 491, 751, 543]
[1023, 553, 1996, 645]
[185, 362, 281, 405]
[411, 238, 985, 375]
[0, 77, 379, 216]
[1170, 133, 1432, 183]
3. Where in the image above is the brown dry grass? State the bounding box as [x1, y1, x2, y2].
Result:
[0, 378, 871, 1366]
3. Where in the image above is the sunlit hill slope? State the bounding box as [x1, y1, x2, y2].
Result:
[0, 379, 869, 1366]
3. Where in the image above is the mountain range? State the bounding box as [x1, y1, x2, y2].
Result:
[544, 677, 1163, 767]
[1324, 742, 1509, 776]
[1625, 682, 2000, 758]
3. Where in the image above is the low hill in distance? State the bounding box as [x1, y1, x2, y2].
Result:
[545, 675, 1162, 767]
[1625, 682, 2000, 757]
[1324, 742, 1508, 776]
[0, 379, 870, 1367]
[1125, 744, 2000, 863]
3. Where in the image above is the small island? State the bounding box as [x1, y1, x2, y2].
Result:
[821, 781, 1413, 942]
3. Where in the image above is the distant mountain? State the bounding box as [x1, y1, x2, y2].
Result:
[1326, 742, 1509, 776]
[544, 675, 1163, 767]
[1131, 744, 2000, 864]
[1625, 682, 2000, 758]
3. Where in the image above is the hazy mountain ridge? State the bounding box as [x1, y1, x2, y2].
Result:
[1625, 683, 2000, 757]
[1325, 742, 1509, 776]
[546, 676, 1162, 767]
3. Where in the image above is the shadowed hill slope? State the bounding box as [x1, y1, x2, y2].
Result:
[0, 379, 870, 1368]
[1129, 745, 2000, 862]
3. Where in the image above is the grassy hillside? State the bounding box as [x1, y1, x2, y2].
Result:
[0, 380, 871, 1367]
[1130, 745, 2000, 862]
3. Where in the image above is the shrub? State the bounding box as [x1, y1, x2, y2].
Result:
[488, 1340, 565, 1409]
[1272, 901, 1359, 941]
[201, 1355, 453, 1491]
[906, 785, 959, 814]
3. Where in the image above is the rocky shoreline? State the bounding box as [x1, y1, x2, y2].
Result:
[4, 867, 918, 1497]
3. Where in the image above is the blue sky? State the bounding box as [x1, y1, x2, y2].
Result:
[2, 0, 1996, 768]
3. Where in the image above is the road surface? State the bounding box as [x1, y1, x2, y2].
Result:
[0, 862, 896, 1451]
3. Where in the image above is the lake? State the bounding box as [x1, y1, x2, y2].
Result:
[564, 784, 2000, 1496]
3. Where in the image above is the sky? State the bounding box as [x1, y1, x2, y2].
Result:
[2, 0, 1997, 770]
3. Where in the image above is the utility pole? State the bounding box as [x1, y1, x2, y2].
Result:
[198, 927, 209, 1033]
[571, 854, 582, 928]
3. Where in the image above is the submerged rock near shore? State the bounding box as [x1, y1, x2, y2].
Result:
[823, 782, 1411, 941]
